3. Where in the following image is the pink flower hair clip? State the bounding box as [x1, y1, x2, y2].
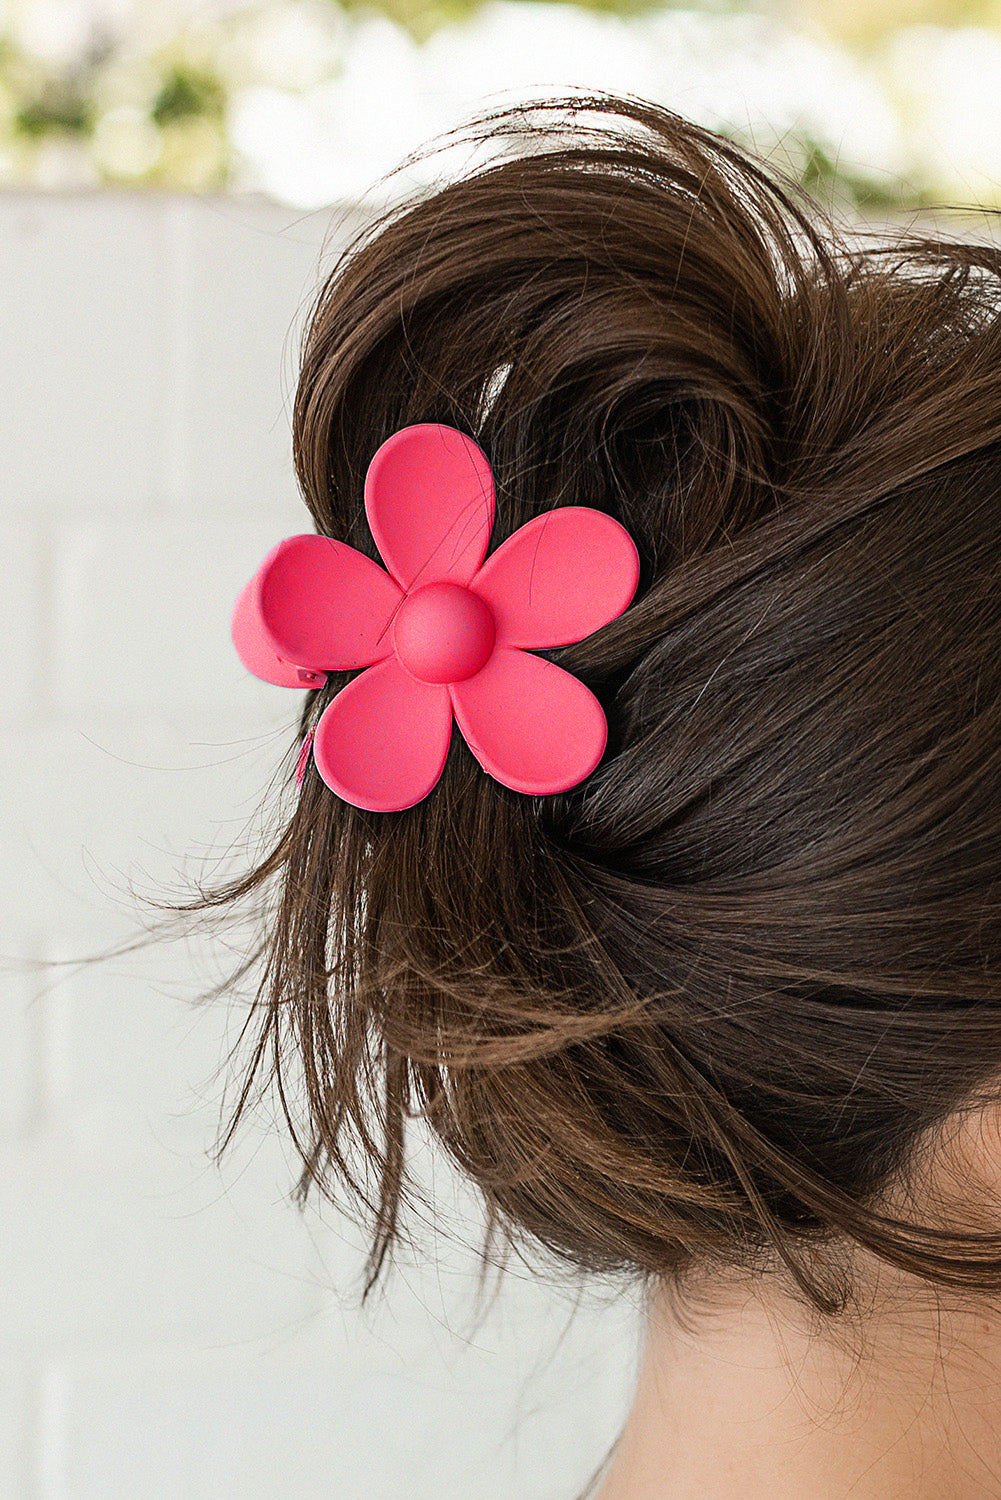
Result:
[231, 423, 641, 812]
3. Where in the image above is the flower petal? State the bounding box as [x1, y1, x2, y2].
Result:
[232, 573, 323, 688]
[449, 646, 608, 796]
[471, 507, 640, 649]
[258, 534, 403, 672]
[312, 654, 453, 811]
[364, 424, 495, 591]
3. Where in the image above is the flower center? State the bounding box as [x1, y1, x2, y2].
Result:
[393, 581, 496, 684]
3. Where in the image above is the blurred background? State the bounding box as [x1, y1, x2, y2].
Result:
[1, 2, 998, 1499]
[4, 0, 1001, 208]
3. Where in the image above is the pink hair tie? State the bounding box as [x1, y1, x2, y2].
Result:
[294, 726, 315, 790]
[231, 423, 640, 812]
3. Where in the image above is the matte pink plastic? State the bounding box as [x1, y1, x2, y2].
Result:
[470, 506, 640, 648]
[231, 422, 641, 811]
[365, 422, 495, 591]
[295, 727, 315, 789]
[450, 644, 608, 795]
[313, 654, 453, 811]
[393, 580, 496, 684]
[231, 565, 323, 689]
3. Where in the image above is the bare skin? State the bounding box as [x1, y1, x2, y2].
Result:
[591, 1114, 1001, 1500]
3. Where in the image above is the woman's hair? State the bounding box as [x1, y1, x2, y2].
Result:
[184, 91, 1001, 1338]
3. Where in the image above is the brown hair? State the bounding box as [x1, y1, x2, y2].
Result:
[182, 92, 1001, 1358]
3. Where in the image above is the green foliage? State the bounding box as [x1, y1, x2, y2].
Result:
[14, 82, 94, 138]
[151, 66, 226, 127]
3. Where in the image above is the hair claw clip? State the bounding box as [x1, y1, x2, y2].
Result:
[232, 422, 640, 811]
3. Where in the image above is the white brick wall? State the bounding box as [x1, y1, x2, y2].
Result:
[0, 189, 640, 1500]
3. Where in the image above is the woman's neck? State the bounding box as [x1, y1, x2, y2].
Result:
[592, 1265, 1001, 1500]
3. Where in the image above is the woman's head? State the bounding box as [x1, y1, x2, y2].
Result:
[200, 91, 1001, 1335]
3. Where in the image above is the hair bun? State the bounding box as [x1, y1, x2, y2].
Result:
[189, 93, 1001, 1333]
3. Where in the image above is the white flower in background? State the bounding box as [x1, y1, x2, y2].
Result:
[227, 11, 433, 207]
[227, 0, 909, 209]
[212, 0, 349, 93]
[4, 0, 127, 69]
[878, 25, 1001, 208]
[392, 0, 680, 199]
[417, 0, 663, 121]
[3, 0, 203, 68]
[637, 9, 909, 188]
[90, 101, 162, 175]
